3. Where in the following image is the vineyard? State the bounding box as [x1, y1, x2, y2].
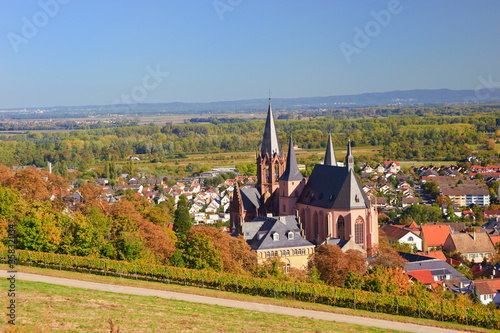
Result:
[5, 250, 500, 330]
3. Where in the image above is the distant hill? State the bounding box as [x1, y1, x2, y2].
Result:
[3, 88, 500, 116]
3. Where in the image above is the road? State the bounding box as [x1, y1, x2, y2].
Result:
[0, 270, 462, 333]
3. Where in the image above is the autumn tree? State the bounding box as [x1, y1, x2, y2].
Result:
[368, 240, 408, 269]
[308, 244, 366, 287]
[189, 226, 257, 273]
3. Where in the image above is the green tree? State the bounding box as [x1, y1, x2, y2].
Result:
[173, 195, 192, 237]
[180, 233, 223, 271]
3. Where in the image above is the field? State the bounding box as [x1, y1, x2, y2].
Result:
[0, 279, 400, 333]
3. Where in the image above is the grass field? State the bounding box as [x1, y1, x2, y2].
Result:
[0, 264, 495, 333]
[0, 279, 400, 333]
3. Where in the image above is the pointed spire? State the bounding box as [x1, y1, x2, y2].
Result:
[346, 138, 354, 171]
[323, 133, 337, 166]
[280, 136, 303, 182]
[261, 98, 281, 158]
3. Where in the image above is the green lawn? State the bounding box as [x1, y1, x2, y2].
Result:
[0, 279, 400, 333]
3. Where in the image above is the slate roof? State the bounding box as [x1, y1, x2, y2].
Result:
[400, 252, 470, 285]
[323, 134, 337, 166]
[483, 217, 500, 230]
[240, 187, 262, 211]
[260, 98, 281, 158]
[280, 136, 303, 182]
[244, 215, 315, 251]
[421, 224, 452, 247]
[297, 164, 369, 210]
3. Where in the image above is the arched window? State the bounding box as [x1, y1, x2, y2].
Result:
[337, 216, 345, 240]
[313, 211, 319, 241]
[408, 236, 414, 242]
[273, 233, 279, 241]
[266, 252, 270, 258]
[288, 231, 294, 240]
[355, 216, 364, 245]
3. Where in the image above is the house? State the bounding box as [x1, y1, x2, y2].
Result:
[416, 251, 447, 261]
[380, 224, 422, 251]
[243, 215, 315, 271]
[400, 252, 470, 293]
[384, 160, 401, 173]
[443, 232, 496, 263]
[402, 197, 419, 208]
[471, 279, 500, 306]
[420, 224, 452, 252]
[407, 270, 443, 290]
[483, 217, 500, 234]
[484, 210, 500, 219]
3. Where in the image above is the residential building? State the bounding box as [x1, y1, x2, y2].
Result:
[443, 233, 496, 263]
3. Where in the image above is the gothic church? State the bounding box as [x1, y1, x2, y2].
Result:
[230, 99, 378, 250]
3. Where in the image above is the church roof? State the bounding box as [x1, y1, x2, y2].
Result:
[297, 164, 369, 210]
[280, 136, 303, 182]
[244, 215, 314, 251]
[345, 139, 353, 170]
[260, 98, 281, 158]
[240, 187, 262, 211]
[323, 134, 337, 166]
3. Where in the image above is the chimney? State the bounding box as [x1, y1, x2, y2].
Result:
[473, 231, 476, 241]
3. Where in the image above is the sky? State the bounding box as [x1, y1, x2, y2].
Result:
[0, 0, 499, 109]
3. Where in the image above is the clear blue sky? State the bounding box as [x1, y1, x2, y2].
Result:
[1, 0, 499, 108]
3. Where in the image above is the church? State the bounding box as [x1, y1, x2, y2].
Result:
[230, 98, 378, 250]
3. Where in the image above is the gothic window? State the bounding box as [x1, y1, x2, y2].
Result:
[355, 216, 364, 245]
[337, 216, 345, 240]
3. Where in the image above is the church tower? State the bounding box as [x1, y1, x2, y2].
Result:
[323, 133, 337, 166]
[345, 139, 354, 171]
[256, 98, 286, 215]
[279, 136, 305, 216]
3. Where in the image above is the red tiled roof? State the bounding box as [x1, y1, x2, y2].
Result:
[474, 279, 500, 295]
[421, 224, 451, 247]
[417, 251, 447, 261]
[409, 221, 419, 228]
[407, 270, 436, 285]
[490, 235, 500, 247]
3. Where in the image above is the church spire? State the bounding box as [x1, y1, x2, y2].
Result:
[260, 97, 281, 158]
[346, 138, 354, 171]
[323, 133, 337, 166]
[280, 136, 303, 182]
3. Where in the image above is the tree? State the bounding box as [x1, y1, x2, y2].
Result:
[368, 240, 408, 269]
[173, 195, 192, 237]
[179, 232, 223, 271]
[308, 244, 366, 287]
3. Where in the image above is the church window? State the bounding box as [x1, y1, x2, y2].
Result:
[355, 216, 364, 244]
[273, 233, 279, 241]
[283, 204, 286, 213]
[337, 216, 345, 240]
